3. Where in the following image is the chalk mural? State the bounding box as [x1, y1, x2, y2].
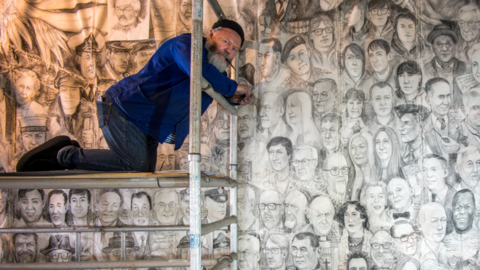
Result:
[0, 0, 480, 269]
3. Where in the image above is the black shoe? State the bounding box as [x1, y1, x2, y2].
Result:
[16, 136, 74, 172]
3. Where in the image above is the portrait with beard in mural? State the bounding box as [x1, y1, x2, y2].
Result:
[2, 0, 480, 268]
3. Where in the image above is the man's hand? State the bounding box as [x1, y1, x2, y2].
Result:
[230, 84, 253, 105]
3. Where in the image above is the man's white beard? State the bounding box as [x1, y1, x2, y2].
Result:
[207, 51, 228, 73]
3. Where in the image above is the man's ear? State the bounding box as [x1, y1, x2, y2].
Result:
[105, 50, 111, 61]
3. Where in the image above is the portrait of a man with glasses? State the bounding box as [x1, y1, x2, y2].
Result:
[238, 234, 260, 270]
[390, 220, 419, 258]
[108, 0, 149, 40]
[368, 0, 394, 42]
[263, 233, 289, 270]
[258, 190, 285, 240]
[41, 235, 75, 263]
[291, 146, 319, 196]
[291, 232, 323, 270]
[322, 152, 351, 203]
[369, 230, 398, 269]
[455, 3, 480, 63]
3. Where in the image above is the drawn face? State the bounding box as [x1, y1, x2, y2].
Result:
[106, 49, 129, 74]
[205, 197, 227, 222]
[422, 205, 447, 243]
[344, 205, 365, 235]
[49, 193, 67, 226]
[387, 178, 412, 211]
[21, 131, 46, 151]
[19, 190, 43, 223]
[432, 36, 455, 63]
[349, 258, 367, 270]
[392, 223, 417, 255]
[178, 0, 192, 26]
[458, 10, 480, 42]
[346, 98, 363, 119]
[107, 247, 136, 261]
[286, 44, 311, 76]
[292, 149, 317, 182]
[114, 0, 139, 27]
[324, 155, 348, 194]
[365, 186, 386, 216]
[260, 96, 282, 130]
[97, 192, 121, 225]
[453, 192, 475, 231]
[179, 195, 189, 220]
[14, 76, 36, 106]
[465, 95, 480, 126]
[345, 48, 363, 79]
[346, 4, 364, 27]
[313, 82, 335, 115]
[59, 85, 81, 113]
[350, 136, 368, 165]
[398, 72, 421, 96]
[286, 97, 303, 126]
[369, 5, 390, 28]
[134, 49, 155, 70]
[375, 131, 392, 161]
[370, 232, 395, 268]
[238, 106, 256, 140]
[265, 238, 286, 268]
[397, 18, 416, 44]
[291, 237, 317, 270]
[422, 158, 448, 194]
[77, 52, 96, 80]
[268, 144, 290, 172]
[371, 86, 393, 117]
[47, 250, 73, 262]
[369, 48, 389, 76]
[471, 50, 480, 83]
[70, 193, 89, 218]
[259, 41, 280, 79]
[310, 21, 334, 51]
[154, 192, 177, 225]
[213, 112, 230, 141]
[285, 192, 307, 229]
[259, 192, 283, 230]
[307, 198, 335, 236]
[398, 114, 420, 143]
[457, 150, 480, 187]
[321, 121, 340, 152]
[14, 234, 36, 263]
[427, 81, 451, 117]
[238, 238, 259, 270]
[132, 195, 151, 226]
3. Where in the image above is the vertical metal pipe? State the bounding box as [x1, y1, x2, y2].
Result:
[189, 0, 203, 268]
[121, 232, 126, 261]
[229, 53, 239, 270]
[75, 232, 81, 262]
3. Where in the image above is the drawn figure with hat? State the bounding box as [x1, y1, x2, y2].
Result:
[423, 23, 467, 89]
[108, 0, 149, 41]
[213, 232, 230, 258]
[131, 40, 157, 74]
[16, 116, 48, 159]
[41, 235, 75, 262]
[176, 233, 208, 259]
[102, 42, 131, 82]
[47, 71, 101, 149]
[102, 235, 138, 261]
[281, 35, 329, 90]
[16, 19, 252, 173]
[204, 187, 228, 223]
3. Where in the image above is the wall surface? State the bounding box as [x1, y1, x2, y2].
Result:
[0, 0, 480, 269]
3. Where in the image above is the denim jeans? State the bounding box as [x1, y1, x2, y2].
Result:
[58, 99, 159, 172]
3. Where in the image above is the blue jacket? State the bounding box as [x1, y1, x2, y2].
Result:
[105, 34, 238, 150]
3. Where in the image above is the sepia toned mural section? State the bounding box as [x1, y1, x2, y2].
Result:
[1, 0, 480, 269]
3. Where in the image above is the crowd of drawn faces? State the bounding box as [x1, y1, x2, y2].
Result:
[3, 0, 480, 269]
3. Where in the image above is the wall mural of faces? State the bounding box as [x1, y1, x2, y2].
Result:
[2, 0, 480, 268]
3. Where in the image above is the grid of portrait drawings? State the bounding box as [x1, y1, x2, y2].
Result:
[1, 0, 480, 269]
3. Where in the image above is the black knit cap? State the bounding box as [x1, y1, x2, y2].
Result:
[212, 19, 245, 47]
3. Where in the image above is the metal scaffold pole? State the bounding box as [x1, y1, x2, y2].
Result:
[189, 0, 203, 269]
